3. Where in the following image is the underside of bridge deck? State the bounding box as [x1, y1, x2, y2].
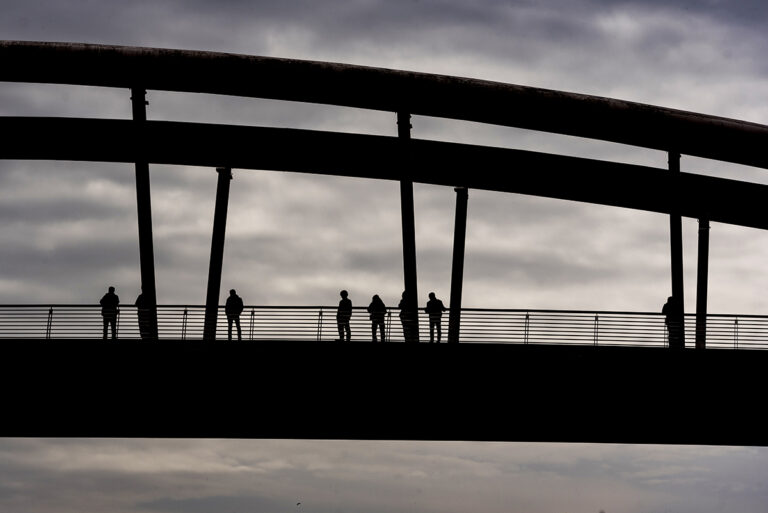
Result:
[2, 341, 766, 446]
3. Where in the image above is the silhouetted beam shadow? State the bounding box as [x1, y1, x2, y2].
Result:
[2, 117, 767, 230]
[3, 41, 768, 170]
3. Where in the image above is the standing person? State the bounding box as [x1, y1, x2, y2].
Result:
[662, 295, 683, 349]
[336, 290, 352, 342]
[100, 286, 120, 339]
[135, 289, 150, 340]
[367, 294, 387, 342]
[225, 289, 244, 341]
[425, 292, 447, 343]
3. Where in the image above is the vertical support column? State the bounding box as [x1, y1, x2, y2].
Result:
[131, 87, 158, 339]
[203, 167, 233, 341]
[448, 187, 469, 344]
[695, 218, 710, 350]
[398, 111, 419, 343]
[668, 151, 685, 349]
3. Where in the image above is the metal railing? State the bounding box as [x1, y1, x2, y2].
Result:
[1, 304, 768, 348]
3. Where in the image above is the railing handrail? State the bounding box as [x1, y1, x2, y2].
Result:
[6, 304, 768, 319]
[2, 304, 767, 348]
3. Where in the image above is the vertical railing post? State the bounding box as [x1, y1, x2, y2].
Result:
[668, 151, 685, 349]
[695, 218, 710, 350]
[524, 312, 530, 344]
[46, 307, 53, 339]
[131, 87, 159, 340]
[386, 309, 392, 343]
[593, 314, 599, 346]
[734, 318, 739, 349]
[203, 167, 233, 341]
[448, 187, 469, 343]
[316, 307, 323, 342]
[182, 307, 188, 340]
[250, 308, 255, 341]
[398, 111, 419, 342]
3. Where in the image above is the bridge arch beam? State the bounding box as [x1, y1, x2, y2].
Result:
[3, 41, 768, 170]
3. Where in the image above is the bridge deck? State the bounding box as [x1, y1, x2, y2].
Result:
[3, 340, 766, 446]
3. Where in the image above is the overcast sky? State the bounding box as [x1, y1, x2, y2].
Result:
[1, 438, 767, 513]
[4, 0, 768, 314]
[3, 1, 768, 512]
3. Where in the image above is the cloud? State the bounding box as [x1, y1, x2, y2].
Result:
[2, 439, 768, 513]
[2, 1, 768, 316]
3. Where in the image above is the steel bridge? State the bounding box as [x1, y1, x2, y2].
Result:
[2, 41, 768, 445]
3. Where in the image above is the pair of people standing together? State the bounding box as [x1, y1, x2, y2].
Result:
[99, 286, 152, 339]
[335, 290, 447, 343]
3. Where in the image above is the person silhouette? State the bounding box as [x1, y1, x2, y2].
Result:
[135, 289, 150, 340]
[662, 295, 683, 348]
[367, 294, 387, 342]
[99, 286, 120, 339]
[225, 289, 244, 341]
[425, 292, 447, 343]
[336, 290, 352, 342]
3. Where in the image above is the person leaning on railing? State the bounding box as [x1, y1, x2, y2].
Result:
[425, 292, 447, 343]
[368, 294, 387, 342]
[662, 295, 684, 349]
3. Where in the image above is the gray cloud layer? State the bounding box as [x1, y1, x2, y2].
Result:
[3, 0, 768, 314]
[1, 439, 767, 513]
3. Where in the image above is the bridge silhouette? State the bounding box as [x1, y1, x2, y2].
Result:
[1, 41, 768, 445]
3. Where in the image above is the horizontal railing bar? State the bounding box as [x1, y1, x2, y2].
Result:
[9, 304, 768, 319]
[1, 304, 766, 348]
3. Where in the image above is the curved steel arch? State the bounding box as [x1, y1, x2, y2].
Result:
[3, 117, 768, 230]
[2, 40, 768, 170]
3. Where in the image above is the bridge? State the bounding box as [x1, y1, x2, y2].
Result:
[2, 41, 768, 445]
